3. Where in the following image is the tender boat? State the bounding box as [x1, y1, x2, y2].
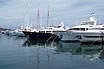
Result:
[13, 26, 32, 37]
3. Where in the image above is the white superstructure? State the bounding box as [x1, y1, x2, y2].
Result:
[39, 22, 66, 34]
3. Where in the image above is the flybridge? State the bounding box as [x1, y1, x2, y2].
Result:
[81, 13, 96, 26]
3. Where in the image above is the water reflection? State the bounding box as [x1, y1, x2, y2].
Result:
[59, 43, 104, 61]
[1, 35, 104, 69]
[22, 39, 104, 61]
[22, 39, 59, 48]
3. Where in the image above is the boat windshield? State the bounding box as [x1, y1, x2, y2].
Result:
[81, 21, 95, 25]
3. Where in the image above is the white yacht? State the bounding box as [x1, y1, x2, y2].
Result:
[12, 25, 32, 37]
[14, 29, 25, 37]
[55, 14, 97, 42]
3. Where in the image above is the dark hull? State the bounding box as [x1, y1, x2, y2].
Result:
[22, 31, 61, 42]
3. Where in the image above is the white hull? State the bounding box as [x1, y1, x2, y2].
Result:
[54, 31, 79, 42]
[78, 31, 104, 42]
[4, 30, 17, 36]
[55, 30, 104, 42]
[14, 31, 25, 37]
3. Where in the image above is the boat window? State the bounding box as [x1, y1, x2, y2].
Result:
[89, 28, 100, 30]
[84, 36, 102, 38]
[68, 28, 72, 30]
[49, 28, 52, 29]
[69, 28, 85, 31]
[57, 26, 61, 28]
[39, 31, 45, 33]
[89, 28, 103, 30]
[89, 26, 93, 27]
[69, 28, 79, 30]
[46, 31, 52, 33]
[79, 28, 85, 31]
[101, 28, 104, 30]
[86, 28, 88, 30]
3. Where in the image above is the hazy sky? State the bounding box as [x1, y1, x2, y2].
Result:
[0, 0, 104, 29]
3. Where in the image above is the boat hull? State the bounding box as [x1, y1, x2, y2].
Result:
[79, 32, 104, 44]
[14, 31, 25, 37]
[54, 31, 79, 42]
[22, 31, 61, 42]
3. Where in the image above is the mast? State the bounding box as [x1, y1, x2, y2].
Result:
[47, 4, 50, 27]
[27, 0, 30, 30]
[37, 3, 40, 31]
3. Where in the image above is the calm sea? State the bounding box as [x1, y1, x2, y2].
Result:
[0, 34, 104, 69]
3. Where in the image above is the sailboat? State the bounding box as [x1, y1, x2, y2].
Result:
[22, 4, 61, 41]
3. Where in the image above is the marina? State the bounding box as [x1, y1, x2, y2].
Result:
[1, 13, 104, 43]
[1, 13, 104, 69]
[0, 0, 104, 69]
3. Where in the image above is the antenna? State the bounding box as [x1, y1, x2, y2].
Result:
[90, 13, 96, 25]
[90, 13, 95, 17]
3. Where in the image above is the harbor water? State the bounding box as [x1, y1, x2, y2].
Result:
[0, 34, 104, 69]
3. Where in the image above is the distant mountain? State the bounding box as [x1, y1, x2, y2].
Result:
[0, 27, 11, 31]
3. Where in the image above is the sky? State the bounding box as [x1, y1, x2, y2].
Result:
[0, 0, 104, 29]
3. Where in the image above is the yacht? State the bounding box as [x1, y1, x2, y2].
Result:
[13, 26, 32, 37]
[22, 22, 66, 42]
[55, 14, 97, 42]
